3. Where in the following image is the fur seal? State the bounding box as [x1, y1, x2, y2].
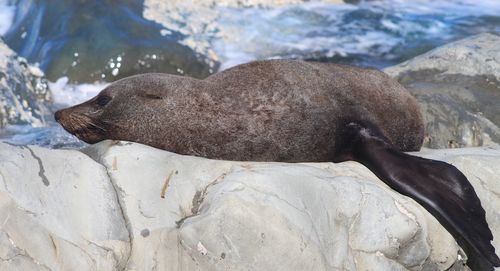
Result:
[55, 59, 499, 270]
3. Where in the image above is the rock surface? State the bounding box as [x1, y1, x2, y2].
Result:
[385, 33, 500, 81]
[0, 142, 130, 270]
[1, 140, 499, 270]
[384, 33, 500, 148]
[0, 39, 51, 128]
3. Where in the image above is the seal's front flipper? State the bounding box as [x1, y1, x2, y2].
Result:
[336, 122, 500, 271]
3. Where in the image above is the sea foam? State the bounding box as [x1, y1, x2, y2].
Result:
[0, 0, 15, 35]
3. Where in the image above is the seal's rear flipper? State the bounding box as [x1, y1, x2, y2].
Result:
[335, 122, 500, 271]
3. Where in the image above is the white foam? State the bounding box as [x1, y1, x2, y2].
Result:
[0, 0, 15, 35]
[49, 77, 108, 107]
[214, 3, 395, 69]
[375, 0, 500, 16]
[213, 0, 500, 70]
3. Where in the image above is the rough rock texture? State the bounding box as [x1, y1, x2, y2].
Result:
[1, 140, 499, 270]
[0, 39, 51, 128]
[0, 142, 130, 270]
[385, 33, 500, 81]
[384, 33, 500, 148]
[143, 0, 345, 67]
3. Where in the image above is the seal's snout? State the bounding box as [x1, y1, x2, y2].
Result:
[54, 108, 73, 130]
[53, 106, 108, 144]
[54, 110, 63, 122]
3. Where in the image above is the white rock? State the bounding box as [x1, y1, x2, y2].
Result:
[383, 33, 500, 148]
[0, 142, 129, 270]
[1, 140, 500, 270]
[384, 33, 500, 80]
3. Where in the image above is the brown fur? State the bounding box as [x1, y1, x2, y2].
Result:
[55, 59, 424, 162]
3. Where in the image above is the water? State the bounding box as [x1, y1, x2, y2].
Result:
[0, 0, 14, 35]
[214, 0, 500, 69]
[2, 0, 213, 83]
[0, 0, 499, 149]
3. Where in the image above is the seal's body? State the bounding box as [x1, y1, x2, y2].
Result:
[56, 60, 423, 161]
[55, 60, 499, 270]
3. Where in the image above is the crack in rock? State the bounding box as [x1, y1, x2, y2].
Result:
[3, 230, 53, 270]
[25, 146, 49, 186]
[102, 166, 134, 271]
[78, 147, 134, 270]
[138, 200, 156, 219]
[48, 234, 57, 257]
[0, 253, 23, 262]
[59, 236, 98, 267]
[85, 238, 122, 269]
[176, 173, 227, 228]
[176, 191, 202, 228]
[0, 254, 52, 271]
[0, 170, 12, 193]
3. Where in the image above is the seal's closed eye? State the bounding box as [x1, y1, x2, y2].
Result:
[95, 95, 111, 107]
[139, 93, 163, 100]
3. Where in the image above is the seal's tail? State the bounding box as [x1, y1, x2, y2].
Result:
[334, 122, 500, 271]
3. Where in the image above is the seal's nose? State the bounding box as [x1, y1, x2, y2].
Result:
[54, 110, 63, 122]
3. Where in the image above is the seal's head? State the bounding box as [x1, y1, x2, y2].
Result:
[55, 88, 117, 144]
[54, 73, 179, 145]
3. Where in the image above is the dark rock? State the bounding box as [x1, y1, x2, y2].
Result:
[385, 33, 500, 148]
